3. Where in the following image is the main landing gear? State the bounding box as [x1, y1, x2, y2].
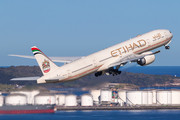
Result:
[94, 69, 121, 77]
[110, 69, 121, 76]
[95, 71, 102, 77]
[165, 46, 170, 50]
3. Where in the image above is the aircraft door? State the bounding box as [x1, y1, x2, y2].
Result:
[146, 39, 151, 47]
[93, 60, 97, 67]
[67, 70, 71, 77]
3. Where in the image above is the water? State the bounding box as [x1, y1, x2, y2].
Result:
[1, 110, 180, 120]
[126, 66, 180, 77]
[0, 66, 9, 68]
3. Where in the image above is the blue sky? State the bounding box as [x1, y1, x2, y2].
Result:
[0, 0, 180, 66]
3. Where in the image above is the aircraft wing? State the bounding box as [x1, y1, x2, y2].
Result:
[108, 50, 160, 68]
[9, 54, 83, 64]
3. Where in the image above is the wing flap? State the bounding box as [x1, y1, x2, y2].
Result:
[45, 76, 65, 83]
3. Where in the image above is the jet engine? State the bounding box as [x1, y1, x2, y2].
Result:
[137, 54, 155, 66]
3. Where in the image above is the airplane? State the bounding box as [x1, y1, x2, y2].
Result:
[10, 29, 173, 84]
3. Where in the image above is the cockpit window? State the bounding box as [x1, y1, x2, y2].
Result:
[169, 31, 172, 33]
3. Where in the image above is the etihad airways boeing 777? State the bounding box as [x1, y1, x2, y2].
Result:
[10, 29, 173, 84]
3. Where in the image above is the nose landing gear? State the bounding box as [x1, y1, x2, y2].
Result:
[165, 46, 170, 50]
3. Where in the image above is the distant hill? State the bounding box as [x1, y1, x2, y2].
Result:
[0, 66, 42, 85]
[0, 66, 177, 88]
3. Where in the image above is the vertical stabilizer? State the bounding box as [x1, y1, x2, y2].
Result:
[31, 46, 58, 75]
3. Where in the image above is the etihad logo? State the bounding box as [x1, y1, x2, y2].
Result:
[111, 39, 146, 57]
[42, 60, 50, 73]
[153, 33, 161, 39]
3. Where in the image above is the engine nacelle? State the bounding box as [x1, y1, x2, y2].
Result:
[137, 54, 155, 66]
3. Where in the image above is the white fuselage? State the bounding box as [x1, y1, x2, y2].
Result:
[37, 29, 173, 83]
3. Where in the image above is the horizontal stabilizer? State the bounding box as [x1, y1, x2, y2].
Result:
[11, 76, 40, 81]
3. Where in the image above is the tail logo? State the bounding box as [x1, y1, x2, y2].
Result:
[42, 60, 50, 73]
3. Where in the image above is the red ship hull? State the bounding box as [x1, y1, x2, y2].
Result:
[0, 109, 54, 114]
[0, 105, 55, 114]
